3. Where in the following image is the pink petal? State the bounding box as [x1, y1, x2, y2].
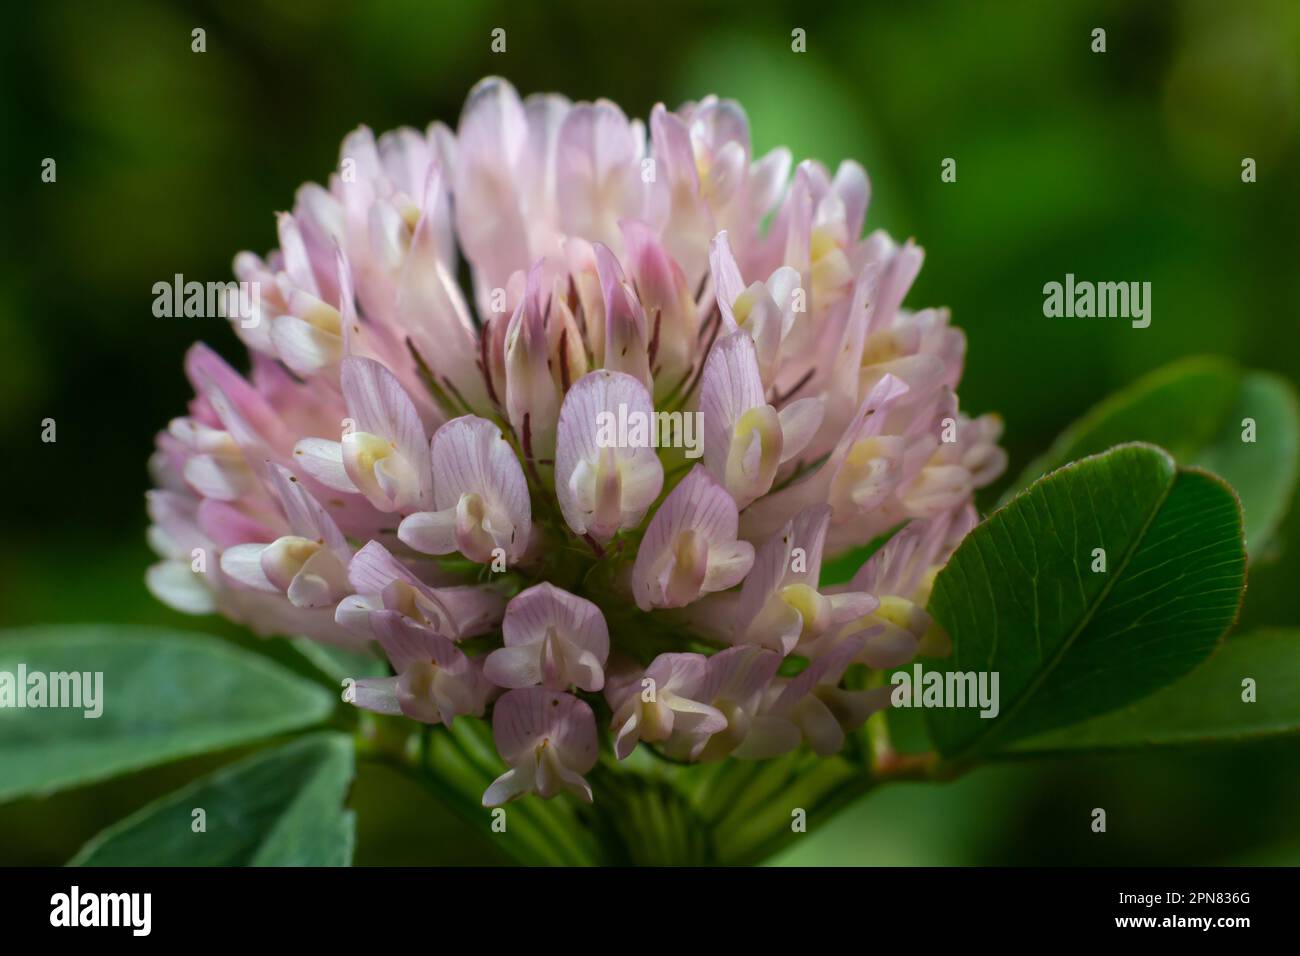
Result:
[708, 231, 747, 330]
[146, 560, 214, 615]
[519, 93, 570, 225]
[700, 329, 768, 493]
[595, 243, 651, 389]
[737, 504, 831, 623]
[430, 416, 530, 534]
[504, 262, 560, 450]
[647, 105, 712, 282]
[771, 634, 862, 715]
[276, 211, 320, 298]
[370, 609, 466, 673]
[268, 464, 349, 557]
[345, 539, 419, 595]
[632, 466, 752, 609]
[646, 652, 712, 698]
[491, 688, 598, 771]
[701, 645, 781, 705]
[777, 397, 825, 463]
[269, 313, 341, 378]
[396, 508, 458, 555]
[340, 357, 429, 471]
[292, 437, 357, 493]
[554, 370, 663, 540]
[185, 343, 290, 465]
[502, 583, 608, 658]
[453, 77, 530, 294]
[732, 713, 801, 759]
[830, 160, 870, 243]
[747, 147, 792, 223]
[619, 219, 698, 375]
[219, 543, 276, 592]
[351, 676, 403, 716]
[395, 205, 488, 411]
[556, 100, 641, 253]
[482, 643, 544, 689]
[197, 498, 279, 550]
[800, 697, 846, 756]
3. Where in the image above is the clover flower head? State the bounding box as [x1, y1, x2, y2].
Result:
[147, 76, 1005, 805]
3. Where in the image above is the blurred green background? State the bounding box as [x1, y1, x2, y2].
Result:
[2, 0, 1298, 865]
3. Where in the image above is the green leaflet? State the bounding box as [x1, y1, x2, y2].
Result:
[70, 733, 355, 866]
[0, 626, 336, 802]
[1005, 357, 1299, 559]
[926, 443, 1246, 760]
[1007, 629, 1300, 753]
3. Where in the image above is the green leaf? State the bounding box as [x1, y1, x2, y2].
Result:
[69, 733, 356, 866]
[1007, 629, 1300, 753]
[926, 443, 1246, 761]
[1006, 357, 1299, 558]
[0, 626, 336, 802]
[1194, 373, 1298, 558]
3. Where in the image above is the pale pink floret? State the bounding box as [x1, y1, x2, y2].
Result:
[826, 505, 978, 666]
[293, 356, 434, 514]
[398, 415, 532, 566]
[619, 220, 699, 398]
[350, 610, 492, 725]
[709, 231, 802, 387]
[554, 369, 664, 543]
[484, 583, 609, 692]
[595, 244, 653, 390]
[724, 505, 876, 656]
[607, 653, 727, 760]
[734, 635, 889, 759]
[452, 78, 533, 312]
[700, 329, 823, 508]
[660, 645, 782, 761]
[740, 372, 911, 541]
[555, 99, 646, 258]
[631, 466, 754, 610]
[503, 262, 562, 457]
[219, 464, 351, 610]
[336, 540, 504, 642]
[483, 688, 599, 806]
[645, 103, 713, 288]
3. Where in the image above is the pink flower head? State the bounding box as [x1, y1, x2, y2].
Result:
[147, 76, 1004, 803]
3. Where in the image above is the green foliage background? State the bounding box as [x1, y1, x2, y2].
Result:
[1, 0, 1297, 864]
